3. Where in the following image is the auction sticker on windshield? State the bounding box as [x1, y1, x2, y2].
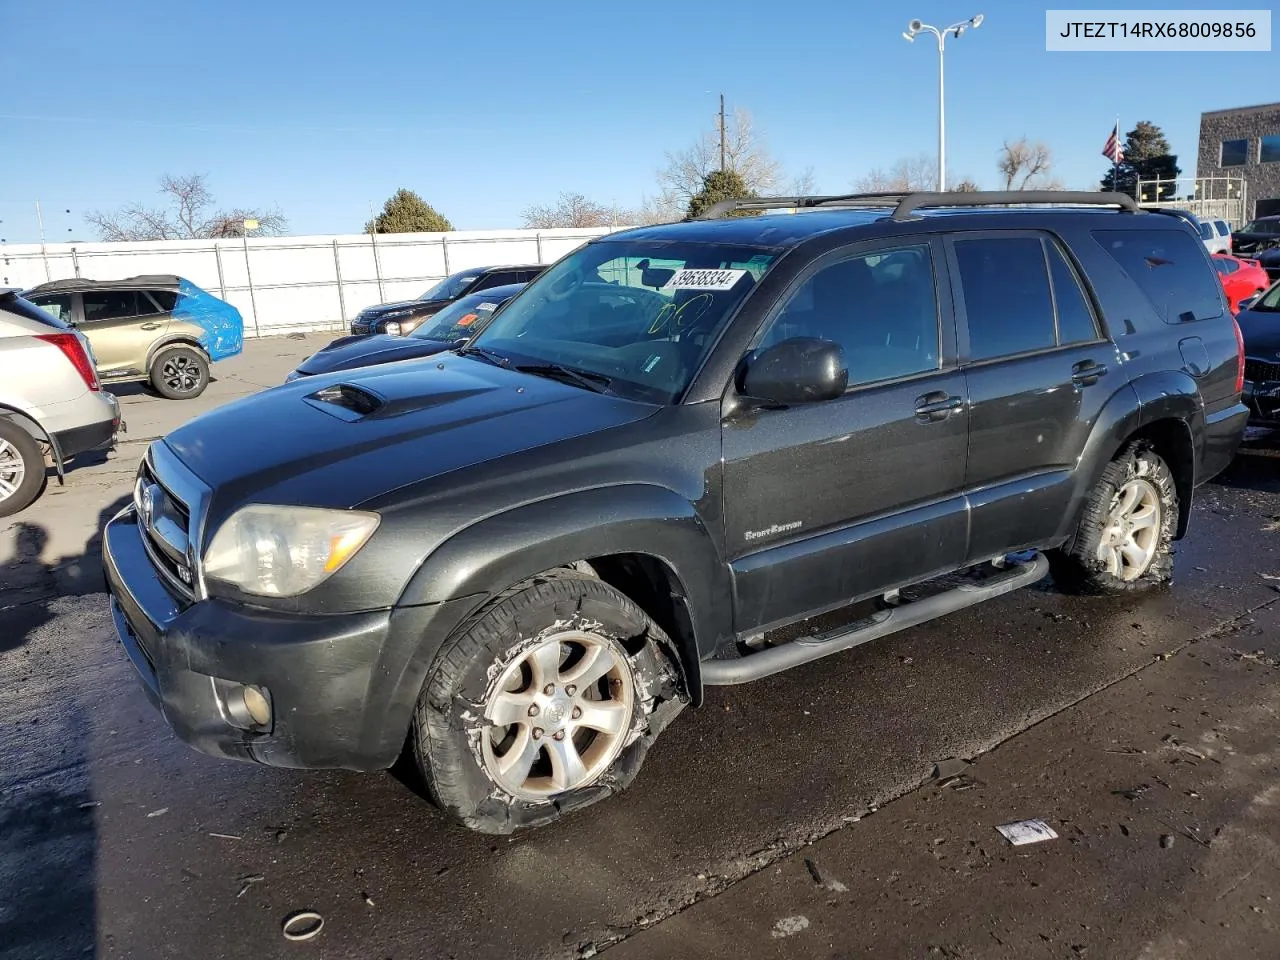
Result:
[664, 268, 748, 291]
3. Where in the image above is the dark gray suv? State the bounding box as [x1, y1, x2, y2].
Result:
[103, 192, 1247, 834]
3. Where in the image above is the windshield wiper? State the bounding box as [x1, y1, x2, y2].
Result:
[514, 362, 613, 394]
[457, 345, 509, 367]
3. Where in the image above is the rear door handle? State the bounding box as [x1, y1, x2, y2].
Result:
[915, 392, 964, 422]
[1071, 360, 1108, 386]
[140, 321, 163, 330]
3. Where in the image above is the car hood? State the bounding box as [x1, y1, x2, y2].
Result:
[359, 298, 447, 317]
[162, 355, 658, 513]
[1239, 307, 1280, 359]
[296, 335, 456, 375]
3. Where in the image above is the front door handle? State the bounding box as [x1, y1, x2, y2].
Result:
[140, 321, 163, 330]
[915, 392, 964, 423]
[1071, 360, 1108, 387]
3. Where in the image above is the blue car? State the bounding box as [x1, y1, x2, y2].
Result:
[24, 274, 243, 400]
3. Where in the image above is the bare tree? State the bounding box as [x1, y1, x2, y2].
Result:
[851, 154, 939, 192]
[996, 138, 1064, 191]
[656, 107, 786, 214]
[86, 174, 287, 241]
[522, 192, 621, 229]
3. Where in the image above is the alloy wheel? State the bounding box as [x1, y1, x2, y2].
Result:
[1097, 476, 1161, 581]
[0, 438, 26, 503]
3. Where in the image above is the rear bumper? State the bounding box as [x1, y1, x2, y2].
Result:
[1199, 401, 1250, 484]
[102, 505, 479, 771]
[53, 406, 119, 459]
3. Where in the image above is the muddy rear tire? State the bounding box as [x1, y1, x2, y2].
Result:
[1049, 441, 1177, 595]
[410, 571, 687, 834]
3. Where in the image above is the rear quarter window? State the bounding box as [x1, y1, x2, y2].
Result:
[149, 290, 179, 311]
[1091, 228, 1223, 324]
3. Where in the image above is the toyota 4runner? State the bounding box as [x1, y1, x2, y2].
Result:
[103, 192, 1248, 834]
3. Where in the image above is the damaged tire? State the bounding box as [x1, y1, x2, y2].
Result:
[1049, 441, 1177, 595]
[411, 570, 687, 834]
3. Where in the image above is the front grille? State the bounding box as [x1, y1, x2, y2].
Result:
[1245, 359, 1280, 383]
[135, 455, 198, 601]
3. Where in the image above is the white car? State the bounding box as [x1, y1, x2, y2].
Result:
[0, 289, 120, 516]
[1199, 219, 1232, 255]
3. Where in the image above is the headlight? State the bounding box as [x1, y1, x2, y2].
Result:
[385, 321, 402, 336]
[203, 504, 379, 597]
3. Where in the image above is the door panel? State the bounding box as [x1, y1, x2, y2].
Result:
[949, 231, 1117, 561]
[79, 290, 168, 378]
[725, 372, 969, 632]
[722, 240, 967, 634]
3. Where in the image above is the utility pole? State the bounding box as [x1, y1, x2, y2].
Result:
[719, 93, 727, 173]
[35, 200, 50, 281]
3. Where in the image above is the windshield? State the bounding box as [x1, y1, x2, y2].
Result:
[465, 239, 777, 403]
[1241, 220, 1280, 235]
[411, 289, 517, 340]
[419, 270, 480, 301]
[1249, 282, 1280, 313]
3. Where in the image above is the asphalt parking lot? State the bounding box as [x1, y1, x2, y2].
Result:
[3, 336, 1280, 960]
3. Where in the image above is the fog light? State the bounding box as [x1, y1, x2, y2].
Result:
[242, 685, 272, 726]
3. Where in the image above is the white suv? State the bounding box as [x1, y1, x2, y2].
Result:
[0, 289, 120, 516]
[1199, 219, 1232, 255]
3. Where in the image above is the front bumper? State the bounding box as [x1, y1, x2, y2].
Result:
[1243, 378, 1280, 426]
[102, 505, 477, 771]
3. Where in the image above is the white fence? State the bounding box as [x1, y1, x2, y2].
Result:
[0, 227, 623, 337]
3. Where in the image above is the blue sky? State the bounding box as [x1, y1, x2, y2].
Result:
[0, 0, 1275, 243]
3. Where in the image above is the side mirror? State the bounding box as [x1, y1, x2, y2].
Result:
[739, 337, 848, 406]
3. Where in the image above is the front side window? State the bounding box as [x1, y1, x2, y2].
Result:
[1092, 228, 1223, 323]
[1248, 282, 1280, 313]
[954, 236, 1056, 360]
[1241, 220, 1280, 236]
[1216, 221, 1231, 236]
[759, 244, 939, 386]
[1221, 138, 1249, 167]
[81, 291, 142, 323]
[26, 292, 74, 324]
[1216, 258, 1240, 275]
[466, 240, 778, 403]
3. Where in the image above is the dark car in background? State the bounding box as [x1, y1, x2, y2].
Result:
[349, 265, 545, 336]
[287, 284, 524, 381]
[1232, 216, 1280, 280]
[1238, 280, 1280, 425]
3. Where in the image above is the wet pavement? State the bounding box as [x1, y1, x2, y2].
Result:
[3, 339, 1280, 959]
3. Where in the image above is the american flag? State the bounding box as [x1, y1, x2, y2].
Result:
[1102, 123, 1124, 164]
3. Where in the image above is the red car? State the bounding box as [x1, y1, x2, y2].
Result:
[1212, 253, 1271, 314]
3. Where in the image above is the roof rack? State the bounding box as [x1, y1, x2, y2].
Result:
[693, 190, 1141, 221]
[25, 274, 184, 292]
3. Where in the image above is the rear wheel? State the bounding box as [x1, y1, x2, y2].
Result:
[411, 571, 686, 834]
[150, 346, 209, 399]
[0, 421, 46, 518]
[1049, 442, 1177, 595]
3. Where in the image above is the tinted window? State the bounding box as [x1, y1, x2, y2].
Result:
[1217, 258, 1239, 275]
[1221, 138, 1248, 167]
[2, 292, 72, 329]
[148, 290, 178, 311]
[954, 237, 1055, 360]
[1261, 135, 1280, 164]
[761, 244, 939, 386]
[82, 291, 142, 322]
[419, 271, 480, 301]
[1199, 222, 1214, 240]
[26, 292, 74, 323]
[1215, 221, 1231, 236]
[1047, 243, 1099, 344]
[1241, 220, 1280, 236]
[1092, 229, 1223, 323]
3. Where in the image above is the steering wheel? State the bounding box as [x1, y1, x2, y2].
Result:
[542, 265, 584, 304]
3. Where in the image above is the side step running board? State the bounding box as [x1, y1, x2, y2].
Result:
[701, 554, 1050, 685]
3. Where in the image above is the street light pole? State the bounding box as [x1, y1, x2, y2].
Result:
[903, 14, 984, 192]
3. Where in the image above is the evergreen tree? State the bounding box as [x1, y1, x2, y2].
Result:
[365, 189, 454, 233]
[686, 169, 758, 219]
[1100, 121, 1181, 200]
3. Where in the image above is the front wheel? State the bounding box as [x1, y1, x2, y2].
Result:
[411, 571, 686, 834]
[1049, 441, 1177, 594]
[150, 346, 209, 400]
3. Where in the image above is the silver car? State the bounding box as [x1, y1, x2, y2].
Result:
[0, 289, 120, 516]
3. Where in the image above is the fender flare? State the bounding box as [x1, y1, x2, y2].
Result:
[145, 335, 210, 372]
[396, 484, 732, 703]
[0, 402, 65, 482]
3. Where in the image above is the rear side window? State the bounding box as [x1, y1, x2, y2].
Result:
[1216, 221, 1231, 236]
[1091, 229, 1223, 323]
[82, 291, 144, 323]
[953, 237, 1056, 360]
[1199, 223, 1214, 241]
[1047, 243, 1100, 344]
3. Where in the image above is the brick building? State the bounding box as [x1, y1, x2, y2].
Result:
[1198, 102, 1280, 221]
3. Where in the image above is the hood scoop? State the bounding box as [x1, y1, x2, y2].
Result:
[307, 383, 384, 420]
